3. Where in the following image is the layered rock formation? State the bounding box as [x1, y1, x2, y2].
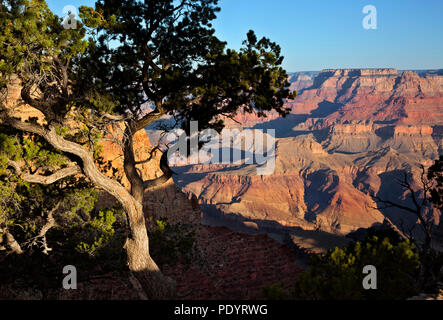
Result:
[288, 68, 443, 125]
[227, 68, 443, 128]
[174, 128, 439, 236]
[173, 69, 443, 246]
[288, 71, 319, 93]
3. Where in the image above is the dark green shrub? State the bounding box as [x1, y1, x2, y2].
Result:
[294, 235, 420, 300]
[74, 209, 117, 256]
[149, 218, 196, 267]
[262, 283, 290, 300]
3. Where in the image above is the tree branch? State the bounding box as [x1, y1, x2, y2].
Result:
[20, 82, 57, 121]
[133, 108, 166, 132]
[7, 160, 82, 185]
[37, 201, 59, 255]
[400, 172, 422, 213]
[23, 200, 61, 254]
[100, 113, 127, 122]
[123, 124, 145, 201]
[0, 111, 46, 136]
[143, 151, 173, 190]
[1, 112, 139, 217]
[373, 196, 419, 215]
[373, 170, 434, 250]
[4, 231, 24, 255]
[136, 145, 160, 165]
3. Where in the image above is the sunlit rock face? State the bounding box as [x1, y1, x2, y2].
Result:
[172, 69, 443, 242]
[287, 69, 443, 125]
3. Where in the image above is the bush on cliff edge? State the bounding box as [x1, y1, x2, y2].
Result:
[294, 235, 420, 300]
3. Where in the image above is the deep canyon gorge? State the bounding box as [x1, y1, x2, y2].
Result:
[169, 68, 443, 252]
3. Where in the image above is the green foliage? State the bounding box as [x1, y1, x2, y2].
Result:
[0, 178, 99, 249]
[0, 1, 86, 110]
[53, 203, 128, 271]
[55, 126, 69, 137]
[294, 236, 421, 300]
[149, 218, 196, 266]
[75, 0, 295, 136]
[0, 126, 103, 255]
[62, 187, 97, 218]
[0, 178, 23, 229]
[0, 202, 129, 292]
[0, 0, 88, 83]
[262, 283, 290, 300]
[0, 131, 68, 169]
[73, 209, 117, 256]
[85, 90, 119, 115]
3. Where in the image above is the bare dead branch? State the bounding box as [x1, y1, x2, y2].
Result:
[24, 200, 61, 254]
[373, 196, 418, 215]
[4, 231, 24, 255]
[100, 113, 127, 122]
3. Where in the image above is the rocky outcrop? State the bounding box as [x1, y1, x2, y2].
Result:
[320, 69, 399, 77]
[224, 108, 280, 129]
[174, 112, 442, 238]
[223, 69, 443, 129]
[288, 71, 318, 93]
[162, 227, 302, 299]
[287, 69, 443, 125]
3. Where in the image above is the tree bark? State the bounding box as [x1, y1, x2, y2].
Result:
[7, 160, 81, 185]
[121, 124, 176, 299]
[1, 117, 176, 299]
[44, 125, 176, 299]
[123, 202, 176, 300]
[4, 231, 24, 255]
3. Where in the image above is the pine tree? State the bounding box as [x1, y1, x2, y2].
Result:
[0, 0, 295, 299]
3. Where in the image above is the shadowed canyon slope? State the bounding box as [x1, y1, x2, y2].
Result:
[172, 69, 443, 245]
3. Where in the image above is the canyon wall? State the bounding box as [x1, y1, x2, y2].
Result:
[287, 68, 443, 125]
[174, 69, 443, 245]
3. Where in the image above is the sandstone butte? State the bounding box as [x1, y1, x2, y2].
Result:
[226, 68, 443, 127]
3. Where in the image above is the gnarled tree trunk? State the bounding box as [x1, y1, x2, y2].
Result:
[121, 125, 176, 299]
[123, 200, 176, 300]
[1, 119, 176, 299]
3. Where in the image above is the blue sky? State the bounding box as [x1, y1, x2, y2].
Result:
[47, 0, 443, 72]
